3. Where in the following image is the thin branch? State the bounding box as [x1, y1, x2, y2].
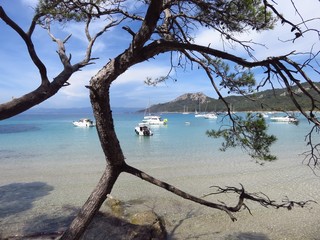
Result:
[123, 164, 237, 220]
[264, 0, 302, 36]
[205, 184, 316, 210]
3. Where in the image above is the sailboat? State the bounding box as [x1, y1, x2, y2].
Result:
[141, 99, 168, 125]
[182, 105, 189, 114]
[195, 100, 207, 117]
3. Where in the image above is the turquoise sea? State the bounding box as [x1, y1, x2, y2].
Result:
[1, 109, 320, 238]
[0, 109, 314, 166]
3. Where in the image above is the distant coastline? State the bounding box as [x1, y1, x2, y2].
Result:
[145, 82, 320, 113]
[23, 107, 143, 115]
[22, 81, 320, 115]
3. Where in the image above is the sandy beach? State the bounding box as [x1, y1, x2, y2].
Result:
[1, 152, 320, 240]
[1, 112, 319, 239]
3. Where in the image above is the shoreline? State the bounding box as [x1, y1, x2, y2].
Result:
[0, 113, 319, 239]
[1, 153, 320, 239]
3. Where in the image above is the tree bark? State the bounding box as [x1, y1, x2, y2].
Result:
[60, 165, 121, 240]
[60, 59, 128, 239]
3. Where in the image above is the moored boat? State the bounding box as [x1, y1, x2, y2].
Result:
[73, 118, 95, 127]
[204, 112, 217, 119]
[142, 115, 168, 125]
[270, 115, 298, 123]
[195, 113, 206, 118]
[135, 124, 153, 136]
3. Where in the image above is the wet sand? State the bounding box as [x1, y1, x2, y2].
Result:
[1, 154, 320, 239]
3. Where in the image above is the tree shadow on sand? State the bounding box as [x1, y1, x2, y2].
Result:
[20, 205, 78, 238]
[225, 232, 270, 240]
[0, 182, 54, 218]
[21, 205, 167, 239]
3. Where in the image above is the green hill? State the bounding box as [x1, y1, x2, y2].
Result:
[143, 82, 320, 113]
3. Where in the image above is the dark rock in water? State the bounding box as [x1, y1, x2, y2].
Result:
[130, 211, 167, 240]
[82, 211, 167, 240]
[105, 197, 126, 218]
[81, 196, 167, 240]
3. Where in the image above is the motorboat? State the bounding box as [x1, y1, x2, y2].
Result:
[270, 115, 298, 123]
[73, 118, 95, 127]
[204, 113, 217, 119]
[195, 113, 206, 118]
[135, 124, 153, 136]
[142, 115, 168, 125]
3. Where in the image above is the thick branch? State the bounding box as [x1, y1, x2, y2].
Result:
[131, 0, 163, 50]
[0, 69, 75, 120]
[0, 6, 48, 84]
[0, 4, 116, 119]
[139, 40, 288, 68]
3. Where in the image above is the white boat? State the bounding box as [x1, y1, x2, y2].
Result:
[204, 113, 217, 119]
[195, 100, 207, 117]
[142, 115, 168, 125]
[135, 124, 153, 136]
[182, 106, 190, 114]
[73, 118, 95, 127]
[270, 115, 298, 123]
[195, 113, 206, 118]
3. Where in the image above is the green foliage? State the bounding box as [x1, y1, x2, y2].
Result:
[196, 0, 276, 32]
[36, 0, 276, 32]
[208, 58, 256, 95]
[36, 0, 96, 23]
[206, 113, 277, 161]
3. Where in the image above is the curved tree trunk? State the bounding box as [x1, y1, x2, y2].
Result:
[61, 67, 127, 239]
[60, 3, 164, 236]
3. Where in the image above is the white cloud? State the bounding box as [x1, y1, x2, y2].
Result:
[5, 0, 319, 109]
[21, 0, 37, 7]
[114, 64, 172, 85]
[60, 69, 97, 98]
[56, 63, 170, 98]
[195, 29, 223, 48]
[194, 0, 320, 61]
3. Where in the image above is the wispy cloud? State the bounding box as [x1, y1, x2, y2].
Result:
[2, 0, 319, 109]
[194, 0, 320, 61]
[114, 63, 172, 85]
[21, 0, 37, 7]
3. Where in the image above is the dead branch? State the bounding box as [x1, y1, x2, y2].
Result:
[123, 164, 315, 222]
[204, 184, 316, 211]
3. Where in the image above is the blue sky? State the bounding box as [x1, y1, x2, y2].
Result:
[0, 0, 319, 109]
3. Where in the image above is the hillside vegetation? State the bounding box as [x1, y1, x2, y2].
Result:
[144, 82, 320, 113]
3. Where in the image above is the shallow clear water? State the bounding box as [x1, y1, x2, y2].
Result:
[0, 110, 319, 238]
[0, 110, 316, 170]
